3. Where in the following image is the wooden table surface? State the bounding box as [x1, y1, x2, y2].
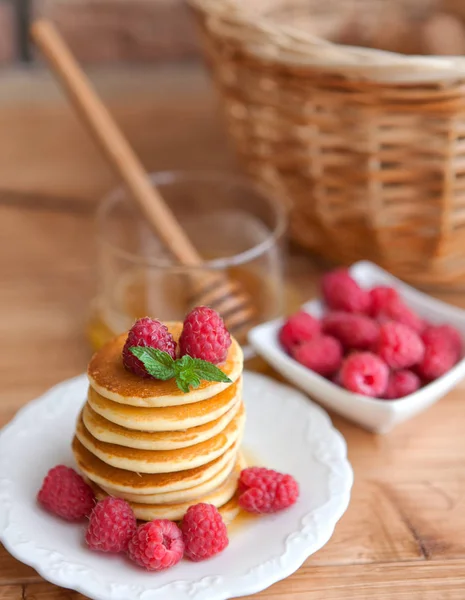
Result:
[1, 64, 465, 600]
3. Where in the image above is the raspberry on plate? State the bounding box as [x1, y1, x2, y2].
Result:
[340, 352, 389, 397]
[238, 467, 299, 514]
[418, 329, 460, 380]
[369, 286, 399, 317]
[181, 503, 228, 561]
[128, 520, 184, 571]
[279, 311, 321, 354]
[37, 465, 95, 521]
[122, 317, 177, 378]
[322, 311, 379, 350]
[383, 370, 421, 399]
[321, 268, 370, 314]
[422, 325, 462, 359]
[292, 335, 343, 377]
[377, 322, 425, 369]
[86, 497, 137, 553]
[375, 297, 425, 333]
[179, 306, 231, 364]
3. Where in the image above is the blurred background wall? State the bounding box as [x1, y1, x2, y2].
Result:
[1, 0, 199, 64]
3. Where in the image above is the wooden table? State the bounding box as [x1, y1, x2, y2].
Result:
[1, 64, 465, 600]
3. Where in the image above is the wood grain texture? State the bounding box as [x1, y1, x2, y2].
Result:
[0, 587, 23, 600]
[1, 64, 465, 599]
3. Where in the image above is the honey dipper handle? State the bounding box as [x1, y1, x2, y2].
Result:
[31, 19, 202, 267]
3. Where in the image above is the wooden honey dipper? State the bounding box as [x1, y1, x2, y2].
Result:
[31, 20, 256, 340]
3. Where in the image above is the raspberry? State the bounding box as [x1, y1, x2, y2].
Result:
[377, 322, 425, 369]
[383, 370, 421, 399]
[340, 352, 389, 396]
[181, 503, 228, 561]
[369, 286, 399, 316]
[179, 307, 231, 364]
[128, 520, 184, 571]
[292, 335, 342, 377]
[375, 297, 425, 333]
[85, 497, 137, 553]
[417, 329, 460, 380]
[122, 317, 176, 378]
[322, 311, 379, 350]
[238, 467, 299, 514]
[37, 465, 95, 521]
[422, 325, 462, 359]
[321, 268, 370, 314]
[279, 311, 321, 354]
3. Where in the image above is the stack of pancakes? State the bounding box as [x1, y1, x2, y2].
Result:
[72, 324, 245, 522]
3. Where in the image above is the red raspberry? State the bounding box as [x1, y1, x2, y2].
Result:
[238, 467, 299, 514]
[179, 306, 231, 364]
[377, 322, 425, 369]
[122, 317, 176, 378]
[181, 503, 228, 561]
[383, 370, 421, 399]
[128, 520, 184, 571]
[85, 497, 137, 553]
[369, 286, 399, 316]
[422, 325, 462, 359]
[292, 335, 342, 377]
[375, 298, 425, 334]
[279, 311, 321, 354]
[321, 268, 370, 314]
[322, 311, 379, 350]
[37, 465, 95, 521]
[340, 352, 389, 396]
[417, 329, 460, 380]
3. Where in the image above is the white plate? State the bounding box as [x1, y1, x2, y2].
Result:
[0, 371, 352, 600]
[248, 261, 465, 434]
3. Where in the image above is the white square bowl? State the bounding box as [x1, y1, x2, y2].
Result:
[248, 261, 465, 433]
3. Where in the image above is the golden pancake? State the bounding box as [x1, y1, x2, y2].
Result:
[88, 323, 243, 407]
[218, 493, 241, 525]
[91, 454, 246, 521]
[100, 452, 236, 504]
[72, 437, 240, 494]
[75, 404, 245, 473]
[82, 399, 242, 451]
[87, 378, 241, 432]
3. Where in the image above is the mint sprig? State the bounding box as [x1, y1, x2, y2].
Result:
[129, 347, 232, 393]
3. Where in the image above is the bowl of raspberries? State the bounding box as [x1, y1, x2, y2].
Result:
[248, 261, 465, 433]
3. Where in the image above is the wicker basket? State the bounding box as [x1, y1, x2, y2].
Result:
[190, 0, 465, 289]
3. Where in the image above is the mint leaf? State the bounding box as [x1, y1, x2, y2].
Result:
[129, 347, 175, 380]
[129, 347, 232, 393]
[175, 355, 195, 368]
[189, 358, 232, 384]
[171, 355, 232, 393]
[176, 377, 190, 394]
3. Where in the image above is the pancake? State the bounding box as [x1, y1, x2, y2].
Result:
[83, 398, 242, 451]
[218, 493, 241, 525]
[87, 378, 242, 432]
[72, 437, 240, 494]
[88, 323, 243, 407]
[75, 404, 245, 473]
[100, 452, 236, 504]
[91, 454, 246, 521]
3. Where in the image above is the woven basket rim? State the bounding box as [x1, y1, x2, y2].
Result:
[190, 0, 465, 83]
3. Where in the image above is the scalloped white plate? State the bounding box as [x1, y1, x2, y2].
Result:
[0, 371, 352, 600]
